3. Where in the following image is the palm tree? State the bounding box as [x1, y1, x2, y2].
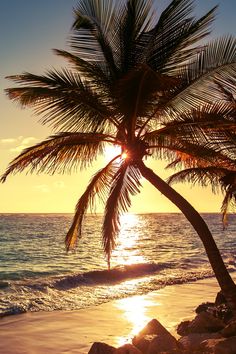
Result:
[2, 0, 236, 308]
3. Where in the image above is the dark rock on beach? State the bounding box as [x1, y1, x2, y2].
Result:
[177, 310, 225, 338]
[178, 333, 222, 351]
[132, 319, 180, 354]
[195, 293, 233, 322]
[88, 342, 116, 354]
[115, 344, 143, 353]
[220, 320, 236, 338]
[88, 296, 236, 354]
[200, 336, 236, 353]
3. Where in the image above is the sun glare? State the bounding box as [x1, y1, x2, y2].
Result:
[104, 145, 121, 161]
[115, 295, 152, 346]
[113, 214, 145, 266]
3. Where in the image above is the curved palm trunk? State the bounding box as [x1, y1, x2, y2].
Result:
[137, 160, 236, 311]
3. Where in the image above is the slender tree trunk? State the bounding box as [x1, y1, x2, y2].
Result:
[137, 160, 236, 311]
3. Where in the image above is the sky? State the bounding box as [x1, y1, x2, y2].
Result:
[0, 0, 235, 214]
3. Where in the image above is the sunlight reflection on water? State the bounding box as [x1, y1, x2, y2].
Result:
[113, 214, 146, 266]
[115, 294, 160, 346]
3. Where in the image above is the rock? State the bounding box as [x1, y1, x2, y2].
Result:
[176, 321, 191, 336]
[115, 344, 142, 354]
[178, 333, 221, 351]
[132, 334, 157, 353]
[195, 302, 215, 314]
[136, 319, 172, 337]
[147, 334, 179, 354]
[88, 342, 116, 354]
[132, 319, 179, 354]
[195, 298, 233, 322]
[221, 320, 236, 337]
[200, 336, 236, 354]
[187, 311, 225, 333]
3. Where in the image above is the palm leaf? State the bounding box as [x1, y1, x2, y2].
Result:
[167, 36, 236, 112]
[0, 132, 114, 182]
[65, 156, 121, 251]
[219, 172, 236, 226]
[103, 162, 142, 267]
[118, 0, 154, 73]
[167, 166, 234, 192]
[53, 49, 111, 88]
[71, 0, 118, 77]
[6, 69, 115, 132]
[146, 1, 216, 73]
[144, 101, 236, 163]
[168, 166, 236, 227]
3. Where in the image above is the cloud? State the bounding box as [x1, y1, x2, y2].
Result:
[22, 137, 37, 145]
[8, 136, 37, 152]
[53, 181, 66, 189]
[33, 184, 50, 193]
[0, 138, 17, 144]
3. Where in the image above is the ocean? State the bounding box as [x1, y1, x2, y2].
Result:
[0, 213, 235, 317]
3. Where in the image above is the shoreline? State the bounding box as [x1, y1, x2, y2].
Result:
[0, 277, 221, 354]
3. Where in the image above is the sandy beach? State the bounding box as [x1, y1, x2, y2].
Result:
[0, 277, 221, 354]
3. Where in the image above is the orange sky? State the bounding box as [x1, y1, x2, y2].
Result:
[0, 0, 235, 214]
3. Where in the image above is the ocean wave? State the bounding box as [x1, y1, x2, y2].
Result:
[54, 262, 173, 289]
[0, 265, 222, 318]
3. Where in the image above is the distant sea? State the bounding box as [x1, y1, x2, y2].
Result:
[0, 213, 235, 317]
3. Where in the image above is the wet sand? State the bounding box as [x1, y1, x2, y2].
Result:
[0, 277, 220, 354]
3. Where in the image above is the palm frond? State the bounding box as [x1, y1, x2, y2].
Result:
[70, 0, 118, 77]
[148, 101, 236, 136]
[103, 162, 142, 267]
[146, 1, 217, 73]
[219, 172, 236, 226]
[65, 156, 121, 251]
[53, 49, 111, 88]
[118, 0, 155, 73]
[5, 69, 115, 132]
[161, 6, 217, 74]
[167, 36, 236, 112]
[168, 166, 236, 227]
[0, 132, 114, 182]
[167, 166, 234, 192]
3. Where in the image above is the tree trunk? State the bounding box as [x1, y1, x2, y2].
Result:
[137, 160, 236, 311]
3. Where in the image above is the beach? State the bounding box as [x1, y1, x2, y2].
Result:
[0, 277, 220, 354]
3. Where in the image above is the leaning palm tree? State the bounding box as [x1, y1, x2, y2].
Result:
[2, 0, 236, 308]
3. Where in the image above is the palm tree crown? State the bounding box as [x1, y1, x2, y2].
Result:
[2, 0, 236, 272]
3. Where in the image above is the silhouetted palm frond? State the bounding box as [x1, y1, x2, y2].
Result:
[103, 162, 142, 267]
[6, 70, 114, 132]
[168, 166, 233, 189]
[0, 132, 115, 182]
[168, 166, 236, 226]
[65, 156, 121, 251]
[147, 2, 217, 73]
[71, 0, 119, 76]
[53, 49, 111, 90]
[165, 36, 236, 113]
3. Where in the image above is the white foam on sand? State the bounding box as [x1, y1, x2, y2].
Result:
[0, 277, 221, 354]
